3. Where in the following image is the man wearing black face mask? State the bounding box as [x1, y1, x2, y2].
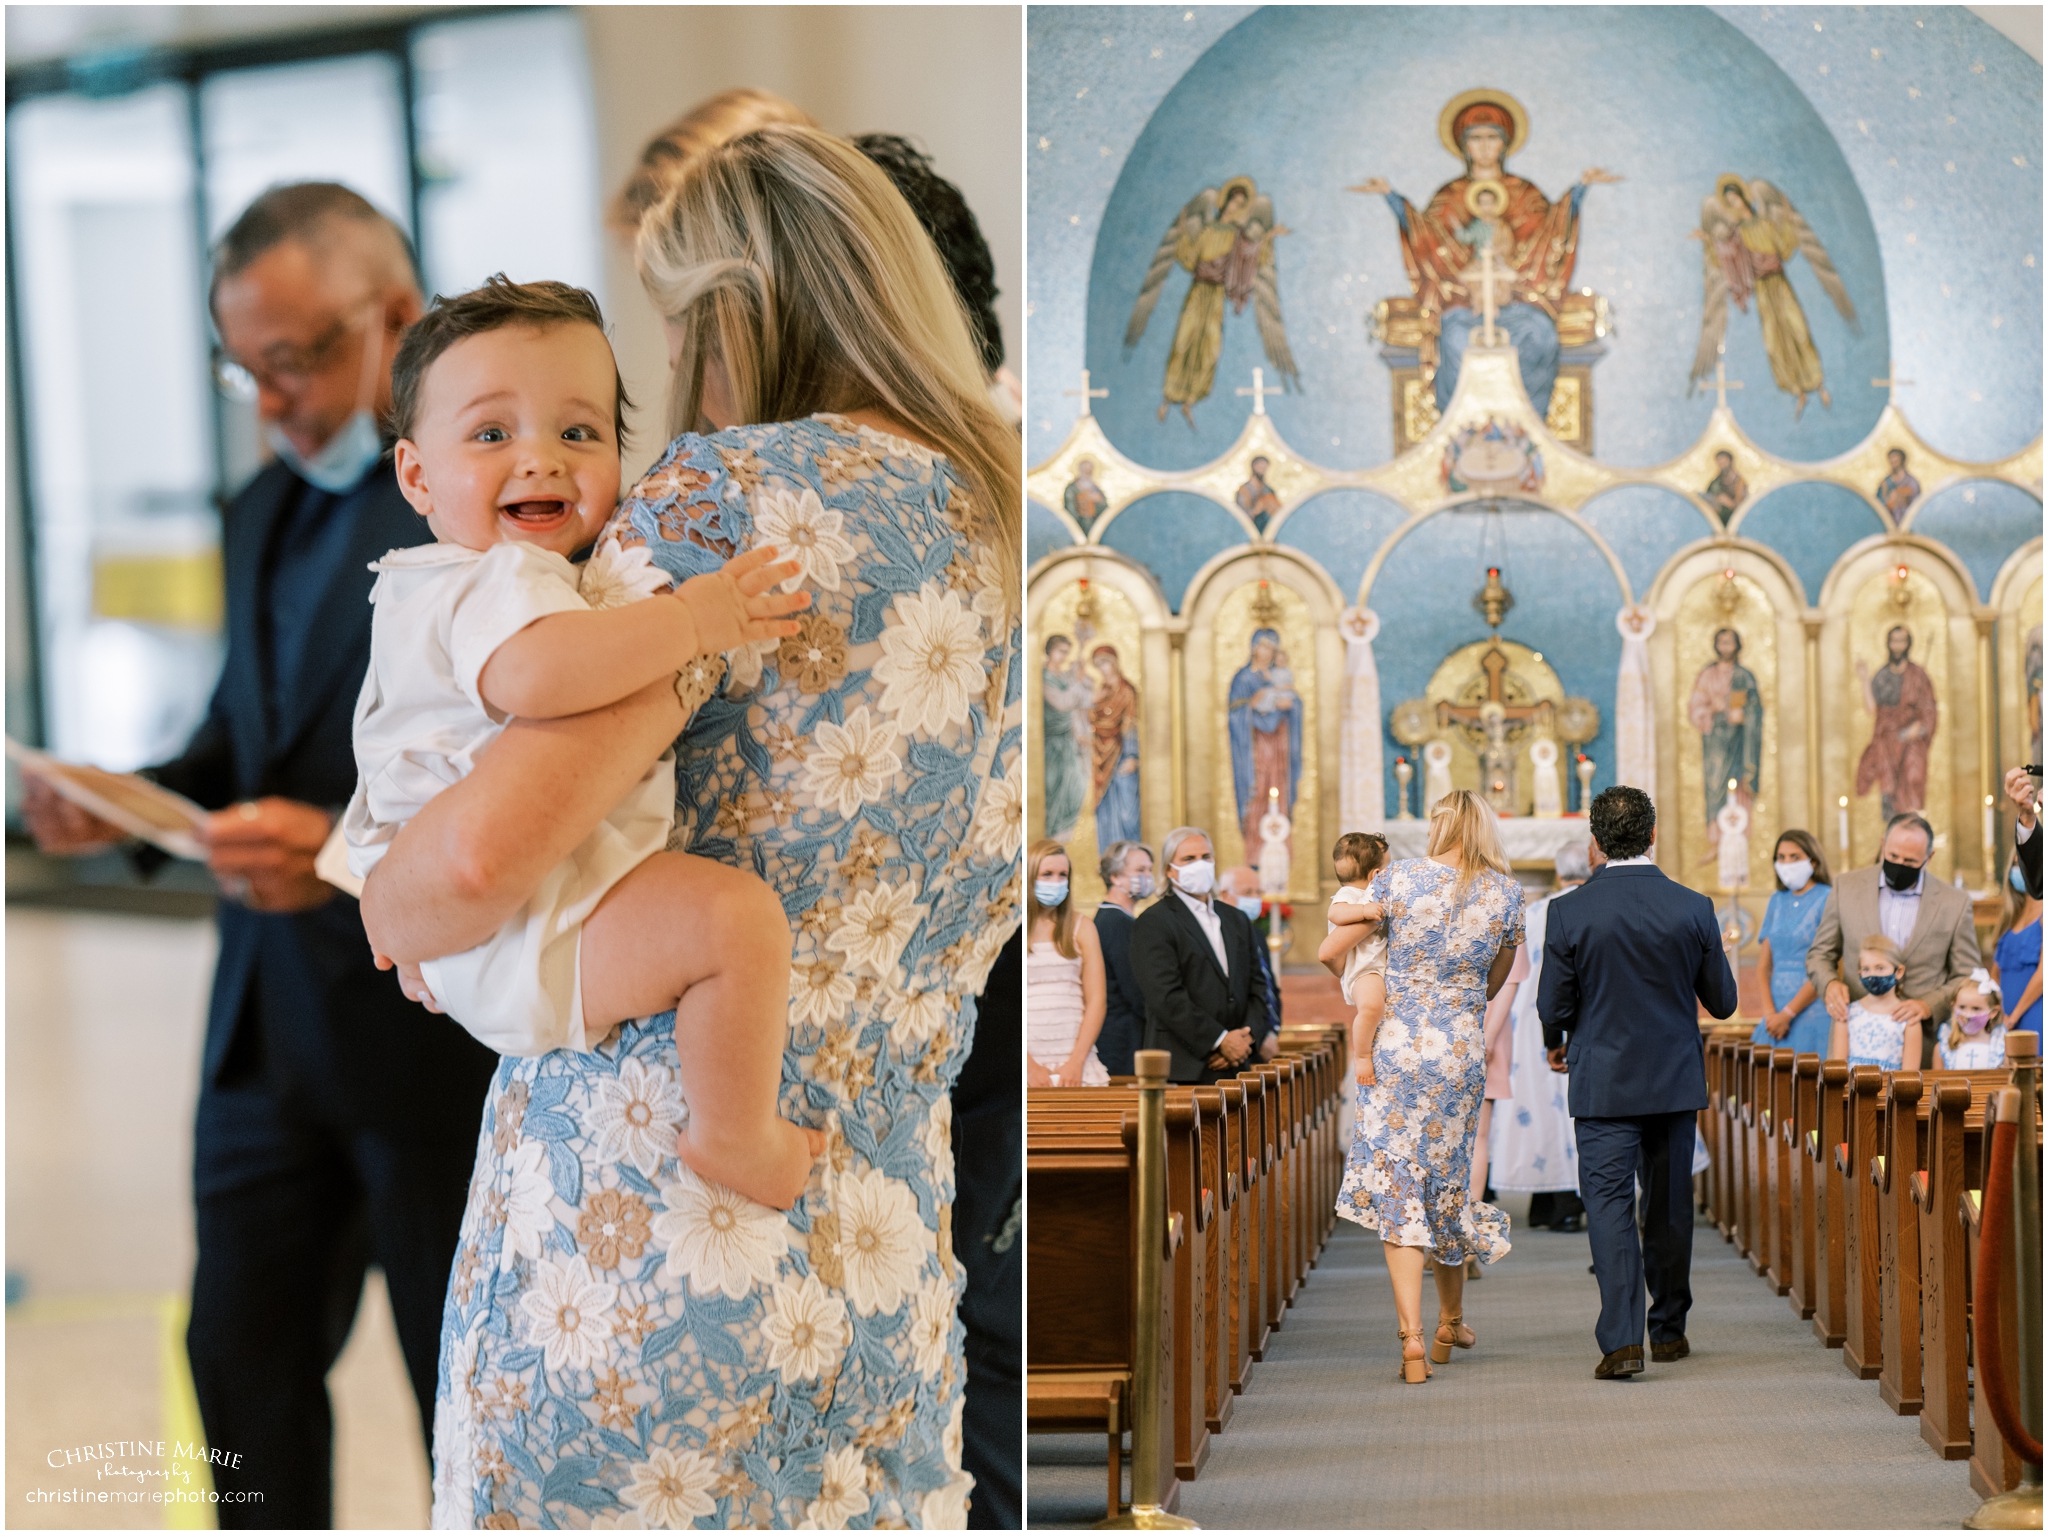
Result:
[1805, 811, 1979, 1068]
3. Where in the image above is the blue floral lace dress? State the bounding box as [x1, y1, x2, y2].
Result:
[429, 415, 1022, 1530]
[1336, 858, 1523, 1264]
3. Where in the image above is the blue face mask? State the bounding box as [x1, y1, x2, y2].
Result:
[1034, 878, 1069, 909]
[1235, 895, 1265, 920]
[266, 409, 384, 494]
[1859, 972, 1899, 996]
[2014, 864, 2031, 893]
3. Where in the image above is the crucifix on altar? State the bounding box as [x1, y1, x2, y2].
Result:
[1387, 563, 1601, 817]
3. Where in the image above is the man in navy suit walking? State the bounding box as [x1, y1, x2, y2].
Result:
[1538, 785, 1739, 1379]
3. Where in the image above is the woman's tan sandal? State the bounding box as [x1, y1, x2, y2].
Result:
[1431, 1313, 1476, 1364]
[1398, 1325, 1432, 1383]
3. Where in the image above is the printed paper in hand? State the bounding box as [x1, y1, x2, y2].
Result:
[4, 739, 210, 860]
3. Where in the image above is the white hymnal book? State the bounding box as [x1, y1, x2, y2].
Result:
[4, 738, 209, 860]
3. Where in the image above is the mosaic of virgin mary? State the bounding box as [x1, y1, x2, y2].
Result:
[1228, 627, 1303, 858]
[1350, 90, 1620, 417]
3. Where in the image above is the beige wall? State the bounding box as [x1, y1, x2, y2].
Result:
[580, 4, 1023, 476]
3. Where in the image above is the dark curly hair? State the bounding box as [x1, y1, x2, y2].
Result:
[1590, 785, 1657, 862]
[387, 274, 630, 447]
[852, 133, 1003, 374]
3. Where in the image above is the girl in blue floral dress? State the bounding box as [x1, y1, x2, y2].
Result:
[1337, 790, 1523, 1384]
[1753, 830, 1833, 1056]
[361, 126, 1020, 1529]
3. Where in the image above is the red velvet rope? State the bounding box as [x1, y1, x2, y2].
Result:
[1974, 1115, 2043, 1466]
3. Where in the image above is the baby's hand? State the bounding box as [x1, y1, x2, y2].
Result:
[675, 545, 810, 656]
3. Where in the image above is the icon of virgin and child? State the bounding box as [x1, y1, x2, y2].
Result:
[1229, 628, 1303, 862]
[1350, 89, 1621, 417]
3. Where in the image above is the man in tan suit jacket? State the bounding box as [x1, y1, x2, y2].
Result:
[1807, 813, 1980, 1065]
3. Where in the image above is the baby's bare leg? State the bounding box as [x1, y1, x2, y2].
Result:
[580, 853, 823, 1209]
[1353, 973, 1386, 1067]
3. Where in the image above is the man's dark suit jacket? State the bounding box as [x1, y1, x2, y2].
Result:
[1130, 890, 1261, 1083]
[1537, 862, 1739, 1118]
[148, 460, 497, 1143]
[1092, 903, 1145, 1077]
[2020, 821, 2042, 901]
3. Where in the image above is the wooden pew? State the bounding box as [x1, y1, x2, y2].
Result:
[1025, 1116, 1179, 1518]
[1867, 1069, 2021, 1420]
[1732, 1042, 1758, 1263]
[1762, 1046, 1797, 1296]
[1962, 1176, 2029, 1498]
[1743, 1043, 1776, 1281]
[1781, 1053, 1822, 1321]
[1836, 1065, 1886, 1379]
[1807, 1060, 1851, 1347]
[1707, 1033, 1742, 1238]
[1873, 1072, 1926, 1415]
[1029, 1091, 1215, 1482]
[1915, 1078, 1975, 1459]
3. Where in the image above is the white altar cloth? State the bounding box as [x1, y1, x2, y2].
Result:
[1385, 816, 1592, 865]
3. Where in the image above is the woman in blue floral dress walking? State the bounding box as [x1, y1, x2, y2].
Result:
[1336, 789, 1524, 1384]
[363, 126, 1020, 1528]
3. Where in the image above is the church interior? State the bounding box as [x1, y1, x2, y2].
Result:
[1025, 4, 2042, 1527]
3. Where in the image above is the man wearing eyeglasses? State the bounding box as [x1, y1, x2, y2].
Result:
[21, 182, 497, 1527]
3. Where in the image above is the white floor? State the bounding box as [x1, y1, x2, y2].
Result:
[6, 907, 431, 1529]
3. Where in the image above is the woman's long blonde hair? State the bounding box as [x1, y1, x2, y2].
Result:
[1426, 788, 1511, 910]
[636, 123, 1020, 611]
[1028, 839, 1078, 960]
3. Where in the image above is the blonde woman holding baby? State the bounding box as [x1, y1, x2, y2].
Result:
[362, 124, 1019, 1529]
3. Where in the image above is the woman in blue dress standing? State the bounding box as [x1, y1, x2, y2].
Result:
[1754, 829, 1833, 1056]
[1992, 851, 2043, 1036]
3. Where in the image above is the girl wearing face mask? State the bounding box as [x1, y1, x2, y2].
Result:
[1991, 850, 2043, 1036]
[1937, 972, 2009, 1069]
[1830, 934, 1921, 1070]
[1753, 829, 1833, 1055]
[1026, 839, 1111, 1087]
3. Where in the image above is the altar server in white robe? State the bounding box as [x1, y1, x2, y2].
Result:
[1490, 844, 1593, 1213]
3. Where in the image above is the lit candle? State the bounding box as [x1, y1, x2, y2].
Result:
[1984, 793, 1997, 871]
[1838, 794, 1850, 858]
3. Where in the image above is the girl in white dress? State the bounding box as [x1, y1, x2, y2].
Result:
[344, 278, 822, 1209]
[1026, 838, 1110, 1085]
[1937, 970, 2010, 1069]
[1830, 934, 1922, 1071]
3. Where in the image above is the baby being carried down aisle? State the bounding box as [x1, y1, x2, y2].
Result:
[1320, 831, 1390, 1082]
[344, 275, 824, 1209]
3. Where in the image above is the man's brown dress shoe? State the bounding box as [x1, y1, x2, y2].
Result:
[1594, 1345, 1644, 1380]
[1650, 1336, 1689, 1362]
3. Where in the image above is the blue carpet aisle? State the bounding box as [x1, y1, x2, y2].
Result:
[1026, 1200, 1984, 1529]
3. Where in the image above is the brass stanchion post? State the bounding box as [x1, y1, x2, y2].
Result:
[1099, 1049, 1197, 1530]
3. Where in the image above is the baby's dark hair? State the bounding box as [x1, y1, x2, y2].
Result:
[1332, 831, 1389, 883]
[387, 274, 631, 447]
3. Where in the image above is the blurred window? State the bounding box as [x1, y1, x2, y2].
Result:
[5, 10, 598, 791]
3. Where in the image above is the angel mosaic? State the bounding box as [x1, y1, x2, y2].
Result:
[1124, 176, 1300, 425]
[1690, 173, 1858, 420]
[1350, 90, 1620, 418]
